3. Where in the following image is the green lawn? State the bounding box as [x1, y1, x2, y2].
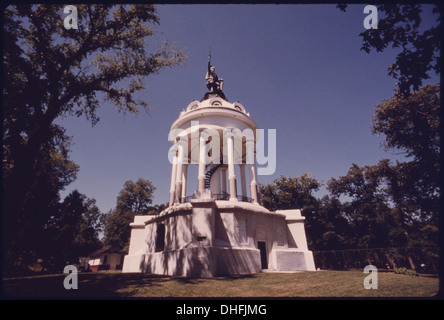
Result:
[2, 270, 439, 298]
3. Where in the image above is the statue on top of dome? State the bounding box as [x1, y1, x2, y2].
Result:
[206, 54, 224, 93]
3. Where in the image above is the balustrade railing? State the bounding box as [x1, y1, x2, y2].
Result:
[181, 192, 252, 203]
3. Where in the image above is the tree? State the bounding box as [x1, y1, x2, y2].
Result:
[372, 84, 440, 219]
[327, 160, 405, 249]
[2, 124, 79, 267]
[307, 195, 351, 251]
[337, 4, 440, 267]
[259, 174, 321, 212]
[115, 178, 156, 214]
[368, 84, 439, 252]
[326, 158, 440, 250]
[338, 4, 440, 95]
[44, 190, 102, 269]
[259, 174, 357, 251]
[3, 4, 185, 263]
[373, 84, 440, 164]
[327, 159, 438, 269]
[102, 178, 156, 252]
[382, 162, 439, 252]
[259, 174, 331, 249]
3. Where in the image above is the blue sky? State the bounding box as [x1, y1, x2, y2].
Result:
[57, 4, 439, 213]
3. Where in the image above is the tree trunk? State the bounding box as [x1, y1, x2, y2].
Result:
[388, 256, 397, 269]
[3, 112, 57, 265]
[407, 256, 416, 270]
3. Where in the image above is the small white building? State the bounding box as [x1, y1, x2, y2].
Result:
[88, 246, 124, 272]
[123, 63, 315, 277]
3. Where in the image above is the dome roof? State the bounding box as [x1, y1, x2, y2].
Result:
[183, 96, 249, 116]
[170, 96, 256, 132]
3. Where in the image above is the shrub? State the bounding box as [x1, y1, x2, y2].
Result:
[394, 267, 418, 276]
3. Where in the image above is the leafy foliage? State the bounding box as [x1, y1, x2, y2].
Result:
[372, 84, 440, 211]
[259, 174, 321, 212]
[372, 84, 440, 162]
[116, 178, 156, 214]
[2, 124, 79, 267]
[260, 149, 438, 252]
[102, 178, 156, 252]
[338, 4, 440, 95]
[372, 84, 439, 231]
[258, 174, 350, 250]
[45, 190, 103, 268]
[299, 4, 443, 261]
[2, 4, 185, 266]
[3, 4, 185, 125]
[327, 160, 409, 249]
[307, 195, 350, 250]
[394, 267, 418, 276]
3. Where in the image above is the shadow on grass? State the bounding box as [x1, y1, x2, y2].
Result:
[2, 271, 440, 298]
[2, 272, 171, 298]
[2, 272, 259, 298]
[175, 273, 256, 284]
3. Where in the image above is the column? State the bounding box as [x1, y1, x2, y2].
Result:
[249, 162, 258, 204]
[181, 164, 188, 203]
[211, 167, 221, 195]
[169, 150, 178, 206]
[175, 142, 184, 204]
[240, 164, 247, 200]
[221, 167, 227, 196]
[198, 134, 207, 191]
[227, 133, 238, 201]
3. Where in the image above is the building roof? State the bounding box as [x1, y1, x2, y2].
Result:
[88, 245, 122, 257]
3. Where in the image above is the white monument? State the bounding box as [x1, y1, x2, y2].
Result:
[122, 57, 316, 277]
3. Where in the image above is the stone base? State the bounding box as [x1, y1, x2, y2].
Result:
[202, 90, 227, 101]
[274, 249, 316, 271]
[123, 246, 316, 277]
[122, 202, 317, 277]
[123, 246, 261, 278]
